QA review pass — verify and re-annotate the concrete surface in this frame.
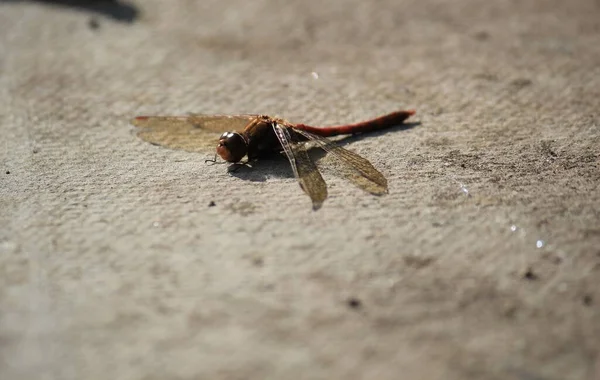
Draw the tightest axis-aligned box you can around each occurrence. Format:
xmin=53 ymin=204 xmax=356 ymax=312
xmin=1 ymin=0 xmax=599 ymax=379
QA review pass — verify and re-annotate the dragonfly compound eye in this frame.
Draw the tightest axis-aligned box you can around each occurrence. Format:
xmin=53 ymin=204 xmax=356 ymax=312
xmin=217 ymin=132 xmax=247 ymax=163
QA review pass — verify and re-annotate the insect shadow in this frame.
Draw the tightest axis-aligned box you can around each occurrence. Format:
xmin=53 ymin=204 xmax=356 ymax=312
xmin=227 ymin=155 xmax=294 ymax=183
xmin=227 ymin=121 xmax=421 ymax=183
xmin=3 ymin=0 xmax=139 ymax=22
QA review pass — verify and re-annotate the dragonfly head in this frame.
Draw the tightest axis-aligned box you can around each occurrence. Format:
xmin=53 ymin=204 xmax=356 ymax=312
xmin=217 ymin=132 xmax=247 ymax=163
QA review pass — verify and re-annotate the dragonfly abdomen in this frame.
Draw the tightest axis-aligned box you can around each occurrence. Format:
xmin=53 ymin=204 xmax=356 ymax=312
xmin=293 ymin=110 xmax=415 ymax=137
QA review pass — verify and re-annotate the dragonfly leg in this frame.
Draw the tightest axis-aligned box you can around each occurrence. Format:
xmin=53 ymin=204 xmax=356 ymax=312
xmin=205 ymin=153 xmax=219 ymax=164
xmin=205 ymin=154 xmax=230 ymax=166
xmin=227 ymin=159 xmax=254 ymax=173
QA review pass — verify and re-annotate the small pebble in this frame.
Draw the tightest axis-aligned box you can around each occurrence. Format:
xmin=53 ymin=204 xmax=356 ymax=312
xmin=88 ymin=18 xmax=100 ymax=30
xmin=347 ymin=297 xmax=362 ymax=309
xmin=523 ymin=268 xmax=538 ymax=281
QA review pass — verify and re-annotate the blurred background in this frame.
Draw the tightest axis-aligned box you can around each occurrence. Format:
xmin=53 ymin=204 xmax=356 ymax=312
xmin=1 ymin=1 xmax=599 ymax=379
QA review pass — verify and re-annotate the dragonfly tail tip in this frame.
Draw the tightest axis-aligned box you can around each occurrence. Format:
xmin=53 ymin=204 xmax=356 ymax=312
xmin=131 ymin=116 xmax=149 ymax=126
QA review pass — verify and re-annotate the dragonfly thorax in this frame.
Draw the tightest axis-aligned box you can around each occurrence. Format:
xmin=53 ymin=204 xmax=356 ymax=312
xmin=217 ymin=131 xmax=248 ymax=162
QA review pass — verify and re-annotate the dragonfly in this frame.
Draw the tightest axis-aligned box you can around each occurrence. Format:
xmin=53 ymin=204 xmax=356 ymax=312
xmin=131 ymin=110 xmax=416 ymax=210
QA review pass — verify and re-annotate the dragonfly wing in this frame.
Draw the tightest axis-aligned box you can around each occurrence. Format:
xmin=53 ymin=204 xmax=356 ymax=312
xmin=273 ymin=124 xmax=328 ymax=210
xmin=131 ymin=114 xmax=257 ymax=153
xmin=293 ymin=129 xmax=388 ymax=195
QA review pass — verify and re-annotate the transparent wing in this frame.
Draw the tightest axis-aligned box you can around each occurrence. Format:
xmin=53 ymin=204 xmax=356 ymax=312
xmin=293 ymin=129 xmax=388 ymax=195
xmin=130 ymin=114 xmax=257 ymax=153
xmin=273 ymin=124 xmax=328 ymax=210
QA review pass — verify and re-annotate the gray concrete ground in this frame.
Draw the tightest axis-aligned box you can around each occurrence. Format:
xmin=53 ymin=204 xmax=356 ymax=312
xmin=1 ymin=1 xmax=599 ymax=379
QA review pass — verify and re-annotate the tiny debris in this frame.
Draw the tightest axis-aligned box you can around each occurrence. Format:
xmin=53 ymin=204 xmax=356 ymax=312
xmin=88 ymin=18 xmax=100 ymax=30
xmin=473 ymin=31 xmax=490 ymax=41
xmin=5 ymin=171 xmax=9 ymax=175
xmin=208 ymin=201 xmax=216 ymax=207
xmin=536 ymin=240 xmax=545 ymax=248
xmin=347 ymin=297 xmax=362 ymax=309
xmin=403 ymin=254 xmax=435 ymax=269
xmin=583 ymin=294 xmax=593 ymax=306
xmin=32 ymin=148 xmax=39 ymax=154
xmin=503 ymin=304 xmax=518 ymax=318
xmin=523 ymin=267 xmax=538 ymax=281
xmin=252 ymin=257 xmax=264 ymax=267
xmin=510 ymin=78 xmax=533 ymax=88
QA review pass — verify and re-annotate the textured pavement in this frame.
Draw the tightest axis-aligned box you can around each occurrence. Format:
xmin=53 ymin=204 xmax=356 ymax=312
xmin=1 ymin=1 xmax=599 ymax=379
